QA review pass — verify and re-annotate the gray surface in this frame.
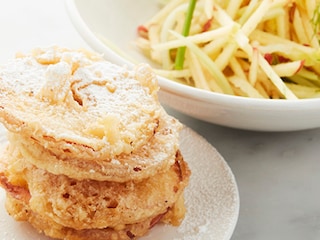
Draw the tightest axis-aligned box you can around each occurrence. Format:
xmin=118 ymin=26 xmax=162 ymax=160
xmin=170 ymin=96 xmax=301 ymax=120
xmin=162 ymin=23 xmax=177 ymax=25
xmin=166 ymin=106 xmax=320 ymax=240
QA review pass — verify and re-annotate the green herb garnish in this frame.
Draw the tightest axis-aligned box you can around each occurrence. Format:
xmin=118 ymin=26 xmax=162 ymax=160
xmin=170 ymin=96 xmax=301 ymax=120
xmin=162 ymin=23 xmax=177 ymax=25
xmin=174 ymin=0 xmax=197 ymax=70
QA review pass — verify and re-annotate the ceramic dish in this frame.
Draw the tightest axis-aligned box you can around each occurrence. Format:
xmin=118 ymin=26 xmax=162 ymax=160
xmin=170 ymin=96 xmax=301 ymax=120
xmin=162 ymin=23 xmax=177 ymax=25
xmin=65 ymin=0 xmax=320 ymax=132
xmin=0 ymin=125 xmax=239 ymax=240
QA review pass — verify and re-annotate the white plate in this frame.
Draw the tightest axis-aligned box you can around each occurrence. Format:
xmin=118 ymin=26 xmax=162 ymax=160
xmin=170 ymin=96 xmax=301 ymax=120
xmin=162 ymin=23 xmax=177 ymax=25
xmin=65 ymin=0 xmax=320 ymax=132
xmin=0 ymin=125 xmax=239 ymax=240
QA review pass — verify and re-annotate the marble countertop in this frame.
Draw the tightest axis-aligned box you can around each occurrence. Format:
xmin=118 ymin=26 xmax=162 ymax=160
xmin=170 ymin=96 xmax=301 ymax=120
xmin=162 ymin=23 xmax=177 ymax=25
xmin=1 ymin=1 xmax=320 ymax=240
xmin=171 ymin=108 xmax=320 ymax=240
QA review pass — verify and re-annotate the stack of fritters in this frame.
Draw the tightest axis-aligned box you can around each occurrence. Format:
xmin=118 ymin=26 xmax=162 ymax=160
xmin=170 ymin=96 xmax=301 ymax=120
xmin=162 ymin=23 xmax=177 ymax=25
xmin=0 ymin=47 xmax=190 ymax=240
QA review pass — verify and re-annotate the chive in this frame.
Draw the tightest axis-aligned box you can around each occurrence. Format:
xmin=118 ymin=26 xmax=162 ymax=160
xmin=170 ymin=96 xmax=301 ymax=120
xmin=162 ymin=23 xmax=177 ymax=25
xmin=174 ymin=0 xmax=197 ymax=70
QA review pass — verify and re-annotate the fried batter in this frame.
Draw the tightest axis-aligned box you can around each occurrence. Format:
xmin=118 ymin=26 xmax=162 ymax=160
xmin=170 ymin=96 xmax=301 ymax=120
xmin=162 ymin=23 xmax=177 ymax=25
xmin=0 ymin=46 xmax=162 ymax=160
xmin=0 ymin=46 xmax=191 ymax=240
xmin=5 ymin=193 xmax=185 ymax=240
xmin=8 ymin=111 xmax=181 ymax=182
xmin=0 ymin=144 xmax=190 ymax=230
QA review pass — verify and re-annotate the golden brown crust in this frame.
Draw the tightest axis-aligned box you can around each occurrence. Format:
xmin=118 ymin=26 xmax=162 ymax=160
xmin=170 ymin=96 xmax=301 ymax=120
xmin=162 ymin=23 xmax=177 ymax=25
xmin=5 ymin=193 xmax=186 ymax=240
xmin=5 ymin=194 xmax=168 ymax=240
xmin=9 ymin=111 xmax=181 ymax=182
xmin=0 ymin=144 xmax=190 ymax=230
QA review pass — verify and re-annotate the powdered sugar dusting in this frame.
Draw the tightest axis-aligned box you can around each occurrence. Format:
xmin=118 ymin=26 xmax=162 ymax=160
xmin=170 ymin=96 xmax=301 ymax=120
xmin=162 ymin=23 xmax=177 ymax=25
xmin=176 ymin=127 xmax=239 ymax=239
xmin=0 ymin=47 xmax=164 ymax=160
xmin=140 ymin=127 xmax=240 ymax=240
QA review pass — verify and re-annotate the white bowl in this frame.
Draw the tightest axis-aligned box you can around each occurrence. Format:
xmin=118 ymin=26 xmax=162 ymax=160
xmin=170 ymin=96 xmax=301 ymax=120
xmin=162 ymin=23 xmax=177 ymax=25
xmin=65 ymin=0 xmax=320 ymax=131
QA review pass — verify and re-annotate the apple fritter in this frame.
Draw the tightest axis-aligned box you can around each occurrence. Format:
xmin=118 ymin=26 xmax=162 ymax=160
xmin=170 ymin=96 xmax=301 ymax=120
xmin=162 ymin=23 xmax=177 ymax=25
xmin=5 ymin=193 xmax=185 ymax=240
xmin=0 ymin=144 xmax=190 ymax=230
xmin=8 ymin=111 xmax=181 ymax=182
xmin=0 ymin=46 xmax=162 ymax=160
